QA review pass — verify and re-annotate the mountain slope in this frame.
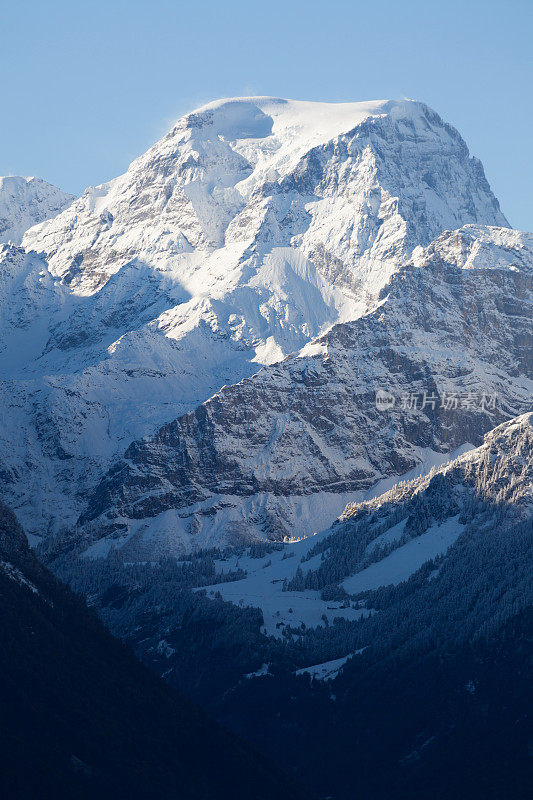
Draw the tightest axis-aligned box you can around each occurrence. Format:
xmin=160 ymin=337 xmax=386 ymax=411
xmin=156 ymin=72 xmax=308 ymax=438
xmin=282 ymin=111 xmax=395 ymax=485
xmin=0 ymin=176 xmax=74 ymax=245
xmin=133 ymin=414 xmax=531 ymax=646
xmin=77 ymin=224 xmax=533 ymax=555
xmin=50 ymin=415 xmax=533 ymax=799
xmin=286 ymin=411 xmax=533 ymax=597
xmin=0 ymin=501 xmax=310 ymax=800
xmin=1 ymin=97 xmax=509 ymax=540
xmin=211 ymin=414 xmax=533 ymax=799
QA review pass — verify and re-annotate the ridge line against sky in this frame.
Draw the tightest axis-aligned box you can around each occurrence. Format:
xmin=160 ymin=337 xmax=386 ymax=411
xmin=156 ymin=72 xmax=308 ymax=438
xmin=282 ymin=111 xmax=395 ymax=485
xmin=1 ymin=0 xmax=532 ymax=230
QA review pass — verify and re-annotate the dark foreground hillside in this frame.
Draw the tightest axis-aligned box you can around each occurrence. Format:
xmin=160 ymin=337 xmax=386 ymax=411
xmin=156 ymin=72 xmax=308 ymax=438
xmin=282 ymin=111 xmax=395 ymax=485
xmin=219 ymin=515 xmax=533 ymax=800
xmin=0 ymin=501 xmax=310 ymax=800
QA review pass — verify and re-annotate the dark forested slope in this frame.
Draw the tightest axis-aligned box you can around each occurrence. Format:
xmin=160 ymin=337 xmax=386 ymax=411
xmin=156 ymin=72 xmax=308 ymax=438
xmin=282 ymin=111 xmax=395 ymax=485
xmin=0 ymin=501 xmax=310 ymax=800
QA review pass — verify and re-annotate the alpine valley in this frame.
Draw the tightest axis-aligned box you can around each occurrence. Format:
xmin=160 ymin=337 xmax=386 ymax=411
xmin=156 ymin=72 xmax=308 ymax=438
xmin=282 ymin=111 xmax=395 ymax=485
xmin=1 ymin=96 xmax=531 ymax=799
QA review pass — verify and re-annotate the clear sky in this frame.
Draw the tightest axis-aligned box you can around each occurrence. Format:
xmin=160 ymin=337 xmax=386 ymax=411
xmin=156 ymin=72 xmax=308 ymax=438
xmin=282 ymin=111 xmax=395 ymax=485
xmin=1 ymin=0 xmax=531 ymax=229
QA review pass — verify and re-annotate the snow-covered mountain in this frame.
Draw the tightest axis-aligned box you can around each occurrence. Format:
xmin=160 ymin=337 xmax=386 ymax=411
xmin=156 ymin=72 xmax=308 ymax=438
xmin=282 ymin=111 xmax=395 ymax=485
xmin=0 ymin=97 xmax=513 ymax=541
xmin=23 ymin=97 xmax=507 ymax=298
xmin=77 ymin=224 xmax=532 ymax=556
xmin=0 ymin=176 xmax=74 ymax=245
xmin=3 ymin=95 xmax=531 ymax=800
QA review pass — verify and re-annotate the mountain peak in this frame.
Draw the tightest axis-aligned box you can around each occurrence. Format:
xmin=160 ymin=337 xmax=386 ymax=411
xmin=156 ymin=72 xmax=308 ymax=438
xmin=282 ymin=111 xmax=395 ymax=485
xmin=23 ymin=94 xmax=508 ymax=297
xmin=180 ymin=95 xmax=399 ymax=141
xmin=0 ymin=175 xmax=74 ymax=246
xmin=169 ymin=96 xmax=476 ymax=196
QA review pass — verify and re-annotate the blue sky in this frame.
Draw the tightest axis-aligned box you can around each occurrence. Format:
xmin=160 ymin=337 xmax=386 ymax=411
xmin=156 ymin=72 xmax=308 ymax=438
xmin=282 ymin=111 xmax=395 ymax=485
xmin=2 ymin=0 xmax=531 ymax=229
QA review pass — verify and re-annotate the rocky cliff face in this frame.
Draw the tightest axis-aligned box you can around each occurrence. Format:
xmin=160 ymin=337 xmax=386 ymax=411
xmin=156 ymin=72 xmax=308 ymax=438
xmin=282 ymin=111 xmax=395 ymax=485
xmin=77 ymin=225 xmax=532 ymax=556
xmin=0 ymin=176 xmax=74 ymax=245
xmin=1 ymin=98 xmax=511 ymax=541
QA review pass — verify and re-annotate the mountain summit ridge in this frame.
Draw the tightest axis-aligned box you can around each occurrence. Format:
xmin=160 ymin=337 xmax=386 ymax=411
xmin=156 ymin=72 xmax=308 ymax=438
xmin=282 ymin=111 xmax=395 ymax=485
xmin=23 ymin=96 xmax=508 ymax=296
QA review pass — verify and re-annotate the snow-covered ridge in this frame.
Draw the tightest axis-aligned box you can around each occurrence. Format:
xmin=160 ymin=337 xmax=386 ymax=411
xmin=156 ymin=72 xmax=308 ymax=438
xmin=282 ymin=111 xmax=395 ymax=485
xmin=411 ymin=224 xmax=533 ymax=272
xmin=0 ymin=176 xmax=74 ymax=246
xmin=341 ymin=412 xmax=533 ymax=523
xmin=308 ymin=412 xmax=533 ymax=595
